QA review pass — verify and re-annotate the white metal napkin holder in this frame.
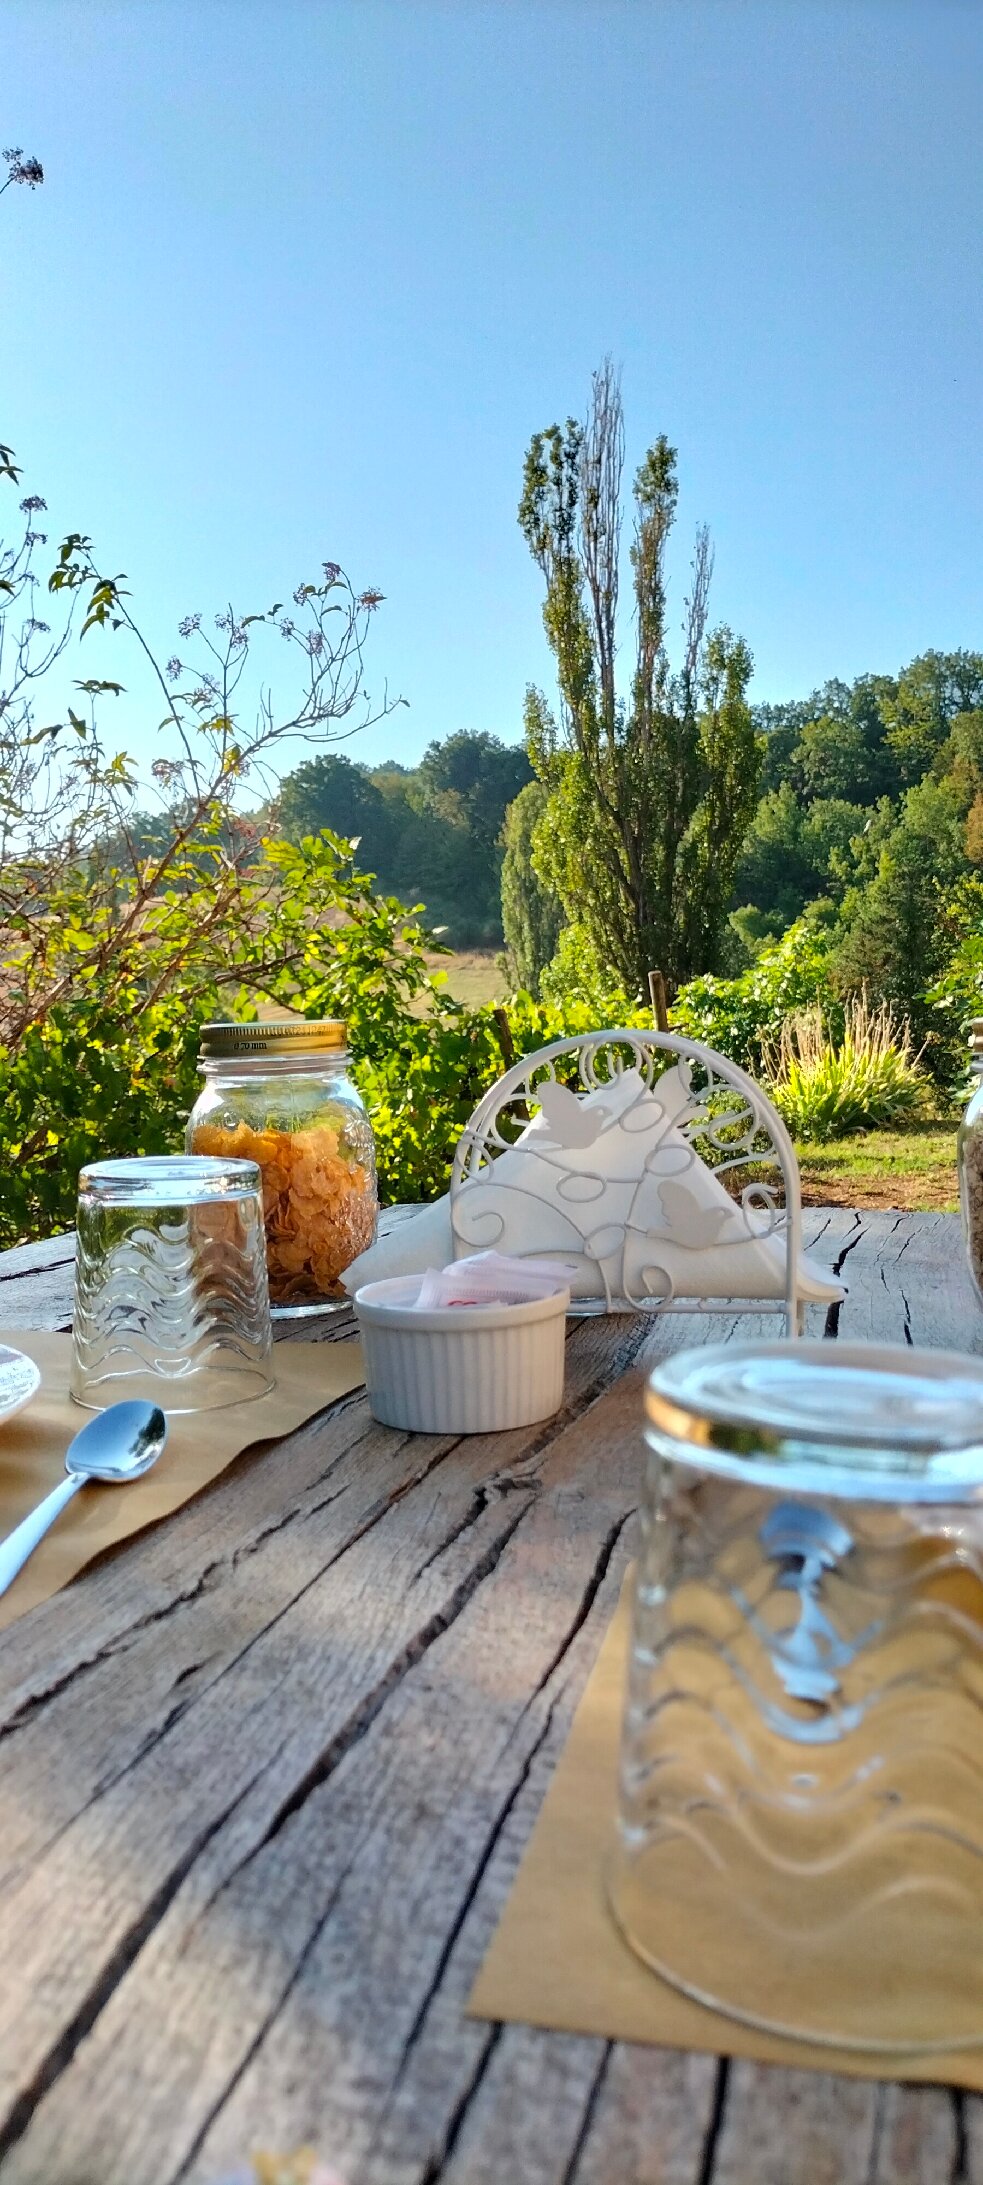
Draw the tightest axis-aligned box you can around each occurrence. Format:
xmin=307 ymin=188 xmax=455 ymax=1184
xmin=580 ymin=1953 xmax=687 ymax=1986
xmin=449 ymin=1028 xmax=805 ymax=1337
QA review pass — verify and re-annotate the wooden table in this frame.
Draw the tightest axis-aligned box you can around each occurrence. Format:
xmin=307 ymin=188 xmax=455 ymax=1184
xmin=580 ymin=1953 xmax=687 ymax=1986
xmin=0 ymin=1208 xmax=980 ymax=2185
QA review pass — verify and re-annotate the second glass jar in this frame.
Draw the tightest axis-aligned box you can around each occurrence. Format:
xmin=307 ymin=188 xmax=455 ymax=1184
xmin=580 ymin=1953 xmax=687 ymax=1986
xmin=958 ymin=1015 xmax=983 ymax=1307
xmin=186 ymin=1020 xmax=378 ymax=1311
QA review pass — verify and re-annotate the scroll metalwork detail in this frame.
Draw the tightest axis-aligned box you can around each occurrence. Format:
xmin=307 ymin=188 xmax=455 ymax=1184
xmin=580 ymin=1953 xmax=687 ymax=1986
xmin=450 ymin=1028 xmax=806 ymax=1330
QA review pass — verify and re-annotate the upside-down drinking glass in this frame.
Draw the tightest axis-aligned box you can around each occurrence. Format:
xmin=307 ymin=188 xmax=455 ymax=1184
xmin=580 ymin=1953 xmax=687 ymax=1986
xmin=609 ymin=1338 xmax=983 ymax=2051
xmin=70 ymin=1156 xmax=274 ymax=1412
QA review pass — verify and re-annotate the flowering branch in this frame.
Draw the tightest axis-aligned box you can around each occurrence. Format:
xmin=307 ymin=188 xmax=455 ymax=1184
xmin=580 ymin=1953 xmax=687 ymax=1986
xmin=1 ymin=148 xmax=43 ymax=195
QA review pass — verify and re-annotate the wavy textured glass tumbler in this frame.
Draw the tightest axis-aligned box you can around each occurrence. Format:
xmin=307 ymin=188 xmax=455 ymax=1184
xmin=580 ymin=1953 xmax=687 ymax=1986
xmin=609 ymin=1339 xmax=983 ymax=2052
xmin=71 ymin=1157 xmax=274 ymax=1412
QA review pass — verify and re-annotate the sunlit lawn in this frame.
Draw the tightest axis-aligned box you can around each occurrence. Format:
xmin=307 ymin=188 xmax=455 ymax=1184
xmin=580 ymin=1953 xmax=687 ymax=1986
xmin=426 ymin=949 xmax=507 ymax=1008
xmin=796 ymin=1122 xmax=959 ymax=1212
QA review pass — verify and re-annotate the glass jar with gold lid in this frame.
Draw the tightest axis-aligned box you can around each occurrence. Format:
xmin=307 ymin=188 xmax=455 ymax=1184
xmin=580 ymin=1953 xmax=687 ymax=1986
xmin=186 ymin=1020 xmax=377 ymax=1312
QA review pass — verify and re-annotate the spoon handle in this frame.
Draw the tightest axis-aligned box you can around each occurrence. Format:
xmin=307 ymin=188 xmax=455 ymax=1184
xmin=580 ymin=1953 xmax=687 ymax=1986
xmin=0 ymin=1476 xmax=82 ymax=1597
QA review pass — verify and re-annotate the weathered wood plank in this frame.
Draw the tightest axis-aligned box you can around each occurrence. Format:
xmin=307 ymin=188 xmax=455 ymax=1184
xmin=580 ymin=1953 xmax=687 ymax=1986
xmin=0 ymin=1233 xmax=75 ymax=1276
xmin=869 ymin=2085 xmax=965 ymax=2184
xmin=0 ymin=1258 xmax=76 ymax=1332
xmin=709 ymin=2064 xmax=881 ymax=2185
xmin=709 ymin=2065 xmax=966 ymax=2185
xmin=833 ymin=1207 xmax=983 ymax=1353
xmin=0 ymin=1203 xmax=871 ymax=1339
xmin=955 ymin=2087 xmax=983 ymax=2181
xmin=0 ymin=1315 xmax=649 ymax=1875
xmin=0 ymin=1230 xmax=76 ymax=1331
xmin=0 ymin=1363 xmax=647 ymax=2183
xmin=436 ymin=2038 xmax=720 ymax=2185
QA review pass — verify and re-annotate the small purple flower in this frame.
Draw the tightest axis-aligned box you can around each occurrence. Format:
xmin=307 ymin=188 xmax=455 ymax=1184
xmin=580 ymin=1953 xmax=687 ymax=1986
xmin=3 ymin=148 xmax=43 ymax=188
xmin=166 ymin=656 xmax=182 ymax=682
xmin=178 ymin=613 xmax=202 ymax=638
xmin=19 ymin=495 xmax=46 ymax=513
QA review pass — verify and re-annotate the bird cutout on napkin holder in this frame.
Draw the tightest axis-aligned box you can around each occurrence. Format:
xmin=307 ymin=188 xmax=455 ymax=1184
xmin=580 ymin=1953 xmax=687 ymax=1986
xmin=448 ymin=1029 xmax=842 ymax=1335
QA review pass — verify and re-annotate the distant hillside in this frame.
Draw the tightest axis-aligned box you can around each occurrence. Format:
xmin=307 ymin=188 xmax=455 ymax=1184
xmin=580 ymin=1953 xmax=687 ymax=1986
xmin=278 ymin=730 xmax=532 ymax=945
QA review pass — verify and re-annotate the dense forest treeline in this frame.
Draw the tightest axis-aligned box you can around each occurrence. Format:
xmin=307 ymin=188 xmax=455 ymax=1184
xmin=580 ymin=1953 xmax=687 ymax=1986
xmin=736 ymin=650 xmax=983 ymax=942
xmin=274 ymin=648 xmax=983 ymax=1040
xmin=716 ymin=648 xmax=983 ymax=1059
xmin=276 ymin=732 xmax=532 ymax=944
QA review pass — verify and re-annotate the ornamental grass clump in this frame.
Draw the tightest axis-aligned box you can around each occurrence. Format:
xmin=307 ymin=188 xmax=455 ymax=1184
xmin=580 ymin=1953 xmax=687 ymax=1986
xmin=764 ymin=998 xmax=931 ymax=1142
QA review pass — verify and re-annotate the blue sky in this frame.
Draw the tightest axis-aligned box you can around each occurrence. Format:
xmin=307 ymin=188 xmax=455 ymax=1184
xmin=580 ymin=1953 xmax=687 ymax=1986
xmin=3 ymin=0 xmax=982 ymax=776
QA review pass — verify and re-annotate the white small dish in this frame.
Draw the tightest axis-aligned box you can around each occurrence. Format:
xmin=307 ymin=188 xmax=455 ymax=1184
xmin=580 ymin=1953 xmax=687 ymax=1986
xmin=354 ymin=1274 xmax=569 ymax=1434
xmin=0 ymin=1344 xmax=41 ymax=1427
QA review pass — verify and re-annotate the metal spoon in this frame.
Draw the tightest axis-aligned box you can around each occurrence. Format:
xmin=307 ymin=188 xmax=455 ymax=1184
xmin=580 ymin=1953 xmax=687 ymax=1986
xmin=0 ymin=1401 xmax=167 ymax=1598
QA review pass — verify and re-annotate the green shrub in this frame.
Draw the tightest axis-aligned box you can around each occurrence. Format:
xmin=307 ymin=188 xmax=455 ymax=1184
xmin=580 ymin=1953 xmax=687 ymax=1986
xmin=0 ymin=825 xmax=471 ymax=1246
xmin=538 ymin=921 xmax=649 ymax=1025
xmin=763 ymin=999 xmax=931 ymax=1141
xmin=0 ymin=814 xmax=659 ymax=1244
xmin=924 ymin=881 xmax=983 ymax=1089
xmin=670 ymin=915 xmax=839 ymax=1074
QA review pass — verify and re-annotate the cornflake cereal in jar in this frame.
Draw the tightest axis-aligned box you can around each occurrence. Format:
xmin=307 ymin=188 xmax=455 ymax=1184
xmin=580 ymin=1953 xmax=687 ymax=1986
xmin=187 ymin=1021 xmax=378 ymax=1310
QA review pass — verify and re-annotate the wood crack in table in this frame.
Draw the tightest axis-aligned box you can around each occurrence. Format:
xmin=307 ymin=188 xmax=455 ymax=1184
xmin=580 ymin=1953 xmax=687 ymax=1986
xmin=0 ymin=1209 xmax=980 ymax=2185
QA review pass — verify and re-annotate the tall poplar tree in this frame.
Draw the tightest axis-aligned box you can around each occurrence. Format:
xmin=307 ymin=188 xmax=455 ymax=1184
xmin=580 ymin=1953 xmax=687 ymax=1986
xmin=518 ymin=361 xmax=761 ymax=995
xmin=500 ymin=779 xmax=563 ymax=994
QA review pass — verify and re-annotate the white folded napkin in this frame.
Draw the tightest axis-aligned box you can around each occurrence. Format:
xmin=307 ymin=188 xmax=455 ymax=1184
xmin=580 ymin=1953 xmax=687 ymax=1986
xmin=347 ymin=1063 xmax=843 ymax=1308
xmin=412 ymin=1251 xmax=576 ymax=1309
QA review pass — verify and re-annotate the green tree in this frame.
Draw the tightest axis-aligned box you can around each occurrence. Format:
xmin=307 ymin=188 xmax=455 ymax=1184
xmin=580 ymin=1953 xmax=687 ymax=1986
xmin=518 ymin=360 xmax=760 ymax=995
xmin=279 ymin=752 xmax=394 ymax=859
xmin=879 ymin=651 xmax=983 ymax=787
xmin=500 ymin=780 xmax=563 ymax=994
xmin=670 ymin=912 xmax=839 ymax=1075
xmin=931 ymin=709 xmax=983 ymax=863
xmin=278 ymin=730 xmax=529 ymax=945
xmin=757 ymin=675 xmax=901 ymax=808
xmin=833 ymin=777 xmax=969 ymax=1052
xmin=755 ymin=698 xmax=816 ymax=794
xmin=793 ymin=714 xmax=878 ymax=804
xmin=734 ymin=783 xmax=868 ymax=927
xmin=725 ymin=905 xmax=783 ymax=966
xmin=417 ymin=729 xmax=532 ymax=935
xmin=417 ymin=730 xmax=531 ymax=835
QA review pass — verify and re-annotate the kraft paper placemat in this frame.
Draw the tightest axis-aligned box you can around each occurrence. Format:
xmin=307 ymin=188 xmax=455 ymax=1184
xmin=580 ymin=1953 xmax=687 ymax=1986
xmin=469 ymin=1583 xmax=983 ymax=2089
xmin=0 ymin=1329 xmax=364 ymax=1632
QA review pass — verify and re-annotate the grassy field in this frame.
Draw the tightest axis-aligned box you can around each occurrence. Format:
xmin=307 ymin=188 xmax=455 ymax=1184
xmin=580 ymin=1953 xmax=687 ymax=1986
xmin=426 ymin=949 xmax=508 ymax=1007
xmin=796 ymin=1122 xmax=958 ymax=1212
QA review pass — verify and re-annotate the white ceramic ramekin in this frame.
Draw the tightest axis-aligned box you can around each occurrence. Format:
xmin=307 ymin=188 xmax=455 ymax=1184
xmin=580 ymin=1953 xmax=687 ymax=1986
xmin=353 ymin=1273 xmax=570 ymax=1433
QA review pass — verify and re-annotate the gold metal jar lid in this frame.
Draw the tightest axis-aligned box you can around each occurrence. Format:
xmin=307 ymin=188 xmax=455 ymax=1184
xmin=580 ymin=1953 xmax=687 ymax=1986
xmin=199 ymin=1019 xmax=348 ymax=1060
